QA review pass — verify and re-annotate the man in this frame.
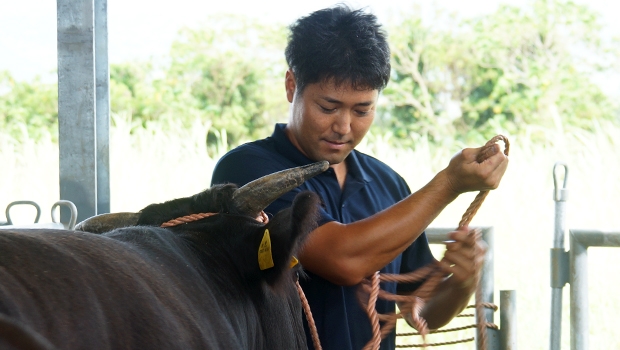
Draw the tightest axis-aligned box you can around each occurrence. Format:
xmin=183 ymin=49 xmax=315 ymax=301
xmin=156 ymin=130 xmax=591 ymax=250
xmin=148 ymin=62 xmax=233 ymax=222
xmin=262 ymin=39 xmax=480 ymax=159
xmin=211 ymin=5 xmax=508 ymax=350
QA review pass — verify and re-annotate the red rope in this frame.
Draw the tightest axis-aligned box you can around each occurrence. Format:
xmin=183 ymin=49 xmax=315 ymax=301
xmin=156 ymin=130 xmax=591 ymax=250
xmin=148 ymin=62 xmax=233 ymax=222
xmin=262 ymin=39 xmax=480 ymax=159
xmin=362 ymin=135 xmax=510 ymax=350
xmin=160 ymin=211 xmax=269 ymax=228
xmin=160 ymin=213 xmax=219 ymax=227
xmin=297 ymin=280 xmax=322 ymax=350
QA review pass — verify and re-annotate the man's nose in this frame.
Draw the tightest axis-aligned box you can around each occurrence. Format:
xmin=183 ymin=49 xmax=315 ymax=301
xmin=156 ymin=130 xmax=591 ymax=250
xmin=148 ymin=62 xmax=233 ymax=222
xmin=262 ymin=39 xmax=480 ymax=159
xmin=332 ymin=111 xmax=351 ymax=135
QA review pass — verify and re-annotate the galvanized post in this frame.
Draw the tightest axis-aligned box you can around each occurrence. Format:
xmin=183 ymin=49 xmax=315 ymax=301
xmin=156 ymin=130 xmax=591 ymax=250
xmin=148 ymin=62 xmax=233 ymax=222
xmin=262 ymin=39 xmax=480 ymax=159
xmin=500 ymin=290 xmax=517 ymax=350
xmin=550 ymin=162 xmax=569 ymax=350
xmin=480 ymin=227 xmax=495 ymax=324
xmin=479 ymin=227 xmax=501 ymax=350
xmin=57 ymin=0 xmax=97 ymax=222
xmin=569 ymin=232 xmax=588 ymax=350
xmin=95 ymin=0 xmax=110 ymax=214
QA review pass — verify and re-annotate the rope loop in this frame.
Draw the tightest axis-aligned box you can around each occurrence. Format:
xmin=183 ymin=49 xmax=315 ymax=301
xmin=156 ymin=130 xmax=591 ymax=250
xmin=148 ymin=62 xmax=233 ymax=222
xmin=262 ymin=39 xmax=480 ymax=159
xmin=362 ymin=135 xmax=509 ymax=350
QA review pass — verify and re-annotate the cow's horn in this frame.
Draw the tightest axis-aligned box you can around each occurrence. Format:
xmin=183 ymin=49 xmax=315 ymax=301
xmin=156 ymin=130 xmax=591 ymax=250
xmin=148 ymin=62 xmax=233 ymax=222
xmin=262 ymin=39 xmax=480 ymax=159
xmin=74 ymin=212 xmax=140 ymax=234
xmin=232 ymin=161 xmax=329 ymax=218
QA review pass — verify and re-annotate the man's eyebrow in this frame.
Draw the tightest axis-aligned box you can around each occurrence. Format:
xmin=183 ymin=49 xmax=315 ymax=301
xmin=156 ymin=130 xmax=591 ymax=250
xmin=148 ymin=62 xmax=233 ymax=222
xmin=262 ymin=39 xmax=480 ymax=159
xmin=319 ymin=96 xmax=374 ymax=106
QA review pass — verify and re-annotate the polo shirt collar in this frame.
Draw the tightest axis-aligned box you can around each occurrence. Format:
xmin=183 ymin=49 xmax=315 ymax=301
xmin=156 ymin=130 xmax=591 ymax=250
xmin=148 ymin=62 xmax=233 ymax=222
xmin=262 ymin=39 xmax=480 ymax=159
xmin=271 ymin=123 xmax=372 ymax=184
xmin=271 ymin=123 xmax=313 ymax=166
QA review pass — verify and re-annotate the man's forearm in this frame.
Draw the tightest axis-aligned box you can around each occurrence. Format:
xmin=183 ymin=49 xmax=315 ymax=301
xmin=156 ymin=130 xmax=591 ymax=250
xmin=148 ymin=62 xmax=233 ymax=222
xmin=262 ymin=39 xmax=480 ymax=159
xmin=299 ymin=147 xmax=507 ymax=286
xmin=299 ymin=170 xmax=459 ymax=285
xmin=419 ymin=275 xmax=475 ymax=330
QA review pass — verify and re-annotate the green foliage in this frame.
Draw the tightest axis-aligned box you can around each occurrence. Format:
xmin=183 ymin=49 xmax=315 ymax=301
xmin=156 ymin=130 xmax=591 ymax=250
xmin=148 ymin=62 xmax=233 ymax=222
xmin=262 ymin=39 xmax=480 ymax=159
xmin=1 ymin=5 xmax=618 ymax=150
xmin=381 ymin=0 xmax=620 ymax=146
xmin=108 ymin=15 xmax=289 ymax=153
xmin=0 ymin=71 xmax=58 ymax=143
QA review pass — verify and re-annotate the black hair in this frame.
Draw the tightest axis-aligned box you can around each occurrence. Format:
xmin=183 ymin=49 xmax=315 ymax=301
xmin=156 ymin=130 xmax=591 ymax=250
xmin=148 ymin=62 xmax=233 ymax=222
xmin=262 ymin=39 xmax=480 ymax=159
xmin=285 ymin=5 xmax=391 ymax=93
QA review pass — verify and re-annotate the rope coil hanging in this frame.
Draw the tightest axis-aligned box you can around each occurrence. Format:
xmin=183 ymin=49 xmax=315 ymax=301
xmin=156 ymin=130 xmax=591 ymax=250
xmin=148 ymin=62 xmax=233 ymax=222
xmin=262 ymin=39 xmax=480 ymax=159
xmin=362 ymin=135 xmax=510 ymax=350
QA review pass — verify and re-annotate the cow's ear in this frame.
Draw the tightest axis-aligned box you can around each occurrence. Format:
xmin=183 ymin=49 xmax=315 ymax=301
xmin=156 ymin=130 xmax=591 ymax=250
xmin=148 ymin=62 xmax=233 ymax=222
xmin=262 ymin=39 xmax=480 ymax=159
xmin=258 ymin=192 xmax=320 ymax=288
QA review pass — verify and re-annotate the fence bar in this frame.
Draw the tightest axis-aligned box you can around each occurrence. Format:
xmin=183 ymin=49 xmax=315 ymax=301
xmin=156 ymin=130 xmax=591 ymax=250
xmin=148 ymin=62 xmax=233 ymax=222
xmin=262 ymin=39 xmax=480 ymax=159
xmin=551 ymin=162 xmax=569 ymax=350
xmin=57 ymin=0 xmax=97 ymax=222
xmin=571 ymin=230 xmax=620 ymax=247
xmin=569 ymin=229 xmax=620 ymax=350
xmin=500 ymin=290 xmax=517 ymax=350
xmin=569 ymin=231 xmax=588 ymax=350
xmin=95 ymin=0 xmax=110 ymax=214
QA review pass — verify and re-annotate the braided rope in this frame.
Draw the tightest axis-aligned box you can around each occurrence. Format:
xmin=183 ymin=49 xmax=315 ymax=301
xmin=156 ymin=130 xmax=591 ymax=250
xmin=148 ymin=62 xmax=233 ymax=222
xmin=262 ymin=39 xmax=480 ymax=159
xmin=160 ymin=211 xmax=269 ymax=228
xmin=469 ymin=303 xmax=498 ymax=312
xmin=297 ymin=280 xmax=322 ymax=350
xmin=362 ymin=272 xmax=383 ymax=350
xmin=470 ymin=135 xmax=509 ymax=350
xmin=398 ymin=321 xmax=499 ymax=336
xmin=395 ymin=337 xmax=475 ymax=348
xmin=160 ymin=212 xmax=219 ymax=227
xmin=407 ymin=297 xmax=429 ymax=348
xmin=362 ymin=135 xmax=509 ymax=350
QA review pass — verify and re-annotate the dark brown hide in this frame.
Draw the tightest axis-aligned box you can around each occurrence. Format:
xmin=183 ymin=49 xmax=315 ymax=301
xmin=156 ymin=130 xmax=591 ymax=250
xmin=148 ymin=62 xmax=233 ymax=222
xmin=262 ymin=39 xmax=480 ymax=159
xmin=0 ymin=189 xmax=320 ymax=350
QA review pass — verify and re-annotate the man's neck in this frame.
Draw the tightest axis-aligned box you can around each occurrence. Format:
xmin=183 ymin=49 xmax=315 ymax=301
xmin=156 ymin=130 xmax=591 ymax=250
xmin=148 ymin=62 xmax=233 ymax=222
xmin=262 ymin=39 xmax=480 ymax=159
xmin=330 ymin=161 xmax=348 ymax=190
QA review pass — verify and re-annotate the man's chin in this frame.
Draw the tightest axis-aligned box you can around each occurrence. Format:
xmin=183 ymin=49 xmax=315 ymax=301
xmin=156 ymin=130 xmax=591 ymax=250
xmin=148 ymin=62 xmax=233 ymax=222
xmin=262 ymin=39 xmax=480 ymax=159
xmin=320 ymin=153 xmax=349 ymax=166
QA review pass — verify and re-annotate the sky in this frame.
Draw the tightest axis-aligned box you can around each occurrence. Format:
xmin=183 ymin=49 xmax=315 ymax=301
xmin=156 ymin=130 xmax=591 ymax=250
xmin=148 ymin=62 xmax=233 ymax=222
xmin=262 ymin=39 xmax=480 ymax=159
xmin=1 ymin=0 xmax=619 ymax=88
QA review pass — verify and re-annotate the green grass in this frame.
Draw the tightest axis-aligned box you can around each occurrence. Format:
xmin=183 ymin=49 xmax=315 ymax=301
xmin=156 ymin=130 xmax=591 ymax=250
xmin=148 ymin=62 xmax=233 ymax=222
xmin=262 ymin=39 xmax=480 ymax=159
xmin=1 ymin=117 xmax=619 ymax=349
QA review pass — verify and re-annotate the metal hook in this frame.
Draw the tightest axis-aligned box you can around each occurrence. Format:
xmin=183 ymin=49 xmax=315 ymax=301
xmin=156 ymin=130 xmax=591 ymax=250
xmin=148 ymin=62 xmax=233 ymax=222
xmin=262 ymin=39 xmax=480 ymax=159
xmin=553 ymin=162 xmax=569 ymax=202
xmin=51 ymin=200 xmax=78 ymax=230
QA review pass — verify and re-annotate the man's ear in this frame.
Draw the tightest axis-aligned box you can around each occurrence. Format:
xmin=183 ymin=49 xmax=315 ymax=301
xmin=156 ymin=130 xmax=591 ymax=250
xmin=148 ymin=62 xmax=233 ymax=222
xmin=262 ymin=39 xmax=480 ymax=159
xmin=285 ymin=69 xmax=296 ymax=103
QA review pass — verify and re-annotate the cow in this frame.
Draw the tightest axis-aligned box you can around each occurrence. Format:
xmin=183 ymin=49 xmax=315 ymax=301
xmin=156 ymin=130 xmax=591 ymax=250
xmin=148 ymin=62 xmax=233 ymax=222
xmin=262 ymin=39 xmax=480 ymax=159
xmin=0 ymin=161 xmax=329 ymax=350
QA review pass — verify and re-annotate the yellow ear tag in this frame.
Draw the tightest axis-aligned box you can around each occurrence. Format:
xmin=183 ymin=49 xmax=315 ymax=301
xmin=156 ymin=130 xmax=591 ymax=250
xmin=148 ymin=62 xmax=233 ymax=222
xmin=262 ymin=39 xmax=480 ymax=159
xmin=258 ymin=229 xmax=275 ymax=270
xmin=289 ymin=256 xmax=299 ymax=269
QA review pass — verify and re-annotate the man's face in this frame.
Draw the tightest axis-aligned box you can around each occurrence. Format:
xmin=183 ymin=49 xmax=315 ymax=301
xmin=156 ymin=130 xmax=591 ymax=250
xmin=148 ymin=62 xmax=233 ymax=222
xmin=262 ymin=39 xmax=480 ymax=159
xmin=284 ymin=72 xmax=378 ymax=165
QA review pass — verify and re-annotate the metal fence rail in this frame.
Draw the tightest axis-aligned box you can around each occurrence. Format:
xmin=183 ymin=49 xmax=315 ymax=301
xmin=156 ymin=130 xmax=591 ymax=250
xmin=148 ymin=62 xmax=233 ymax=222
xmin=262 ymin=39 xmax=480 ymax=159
xmin=549 ymin=162 xmax=620 ymax=350
xmin=569 ymin=229 xmax=620 ymax=350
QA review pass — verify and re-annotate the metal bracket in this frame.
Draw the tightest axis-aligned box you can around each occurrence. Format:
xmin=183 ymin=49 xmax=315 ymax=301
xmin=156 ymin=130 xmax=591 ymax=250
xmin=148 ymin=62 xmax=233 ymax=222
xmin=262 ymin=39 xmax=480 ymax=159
xmin=550 ymin=248 xmax=569 ymax=288
xmin=5 ymin=201 xmax=42 ymax=225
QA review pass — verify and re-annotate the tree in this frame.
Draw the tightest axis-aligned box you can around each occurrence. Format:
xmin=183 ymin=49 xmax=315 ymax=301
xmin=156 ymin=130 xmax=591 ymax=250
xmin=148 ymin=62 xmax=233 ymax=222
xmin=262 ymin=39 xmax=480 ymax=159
xmin=108 ymin=15 xmax=289 ymax=152
xmin=166 ymin=15 xmax=288 ymax=148
xmin=0 ymin=71 xmax=58 ymax=143
xmin=382 ymin=0 xmax=619 ymax=146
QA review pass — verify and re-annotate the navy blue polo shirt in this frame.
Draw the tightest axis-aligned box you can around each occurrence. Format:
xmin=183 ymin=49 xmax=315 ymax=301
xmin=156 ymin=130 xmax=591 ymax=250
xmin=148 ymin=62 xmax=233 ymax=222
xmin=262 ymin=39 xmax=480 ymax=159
xmin=211 ymin=124 xmax=435 ymax=350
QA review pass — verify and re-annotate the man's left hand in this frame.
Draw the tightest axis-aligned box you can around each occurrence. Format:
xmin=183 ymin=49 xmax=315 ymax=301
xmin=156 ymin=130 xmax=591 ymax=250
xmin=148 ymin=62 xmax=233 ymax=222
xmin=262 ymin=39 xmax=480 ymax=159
xmin=436 ymin=226 xmax=487 ymax=293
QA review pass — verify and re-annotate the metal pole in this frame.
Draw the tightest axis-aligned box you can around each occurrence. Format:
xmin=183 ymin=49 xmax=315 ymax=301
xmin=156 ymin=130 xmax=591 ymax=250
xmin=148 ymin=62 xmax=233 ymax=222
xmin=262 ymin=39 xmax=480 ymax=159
xmin=480 ymin=227 xmax=501 ymax=350
xmin=550 ymin=162 xmax=569 ymax=350
xmin=57 ymin=0 xmax=98 ymax=222
xmin=480 ymin=227 xmax=495 ymax=324
xmin=569 ymin=232 xmax=588 ymax=350
xmin=500 ymin=290 xmax=517 ymax=350
xmin=95 ymin=0 xmax=110 ymax=214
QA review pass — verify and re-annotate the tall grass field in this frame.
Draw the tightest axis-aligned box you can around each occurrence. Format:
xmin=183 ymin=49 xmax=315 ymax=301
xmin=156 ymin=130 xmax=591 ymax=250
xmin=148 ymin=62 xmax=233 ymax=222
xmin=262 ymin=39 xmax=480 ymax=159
xmin=1 ymin=115 xmax=619 ymax=349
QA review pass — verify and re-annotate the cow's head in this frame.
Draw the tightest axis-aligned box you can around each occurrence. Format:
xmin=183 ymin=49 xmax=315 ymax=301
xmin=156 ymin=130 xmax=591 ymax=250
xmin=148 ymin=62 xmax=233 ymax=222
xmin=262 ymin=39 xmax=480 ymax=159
xmin=139 ymin=185 xmax=320 ymax=289
xmin=96 ymin=162 xmax=327 ymax=349
xmin=76 ymin=161 xmax=328 ymax=289
xmin=76 ymin=161 xmax=327 ymax=232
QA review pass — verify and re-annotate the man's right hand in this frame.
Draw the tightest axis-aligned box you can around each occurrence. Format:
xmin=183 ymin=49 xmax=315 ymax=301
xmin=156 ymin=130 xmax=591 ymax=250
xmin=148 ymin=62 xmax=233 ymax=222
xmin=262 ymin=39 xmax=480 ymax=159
xmin=442 ymin=143 xmax=509 ymax=195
